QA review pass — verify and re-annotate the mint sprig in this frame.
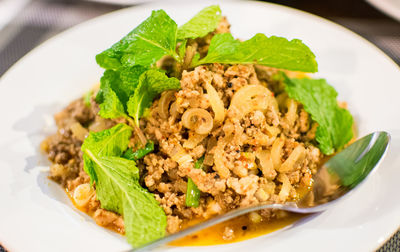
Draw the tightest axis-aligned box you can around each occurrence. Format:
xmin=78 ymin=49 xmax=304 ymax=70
xmin=96 ymin=68 xmax=179 ymax=124
xmin=283 ymin=74 xmax=353 ymax=154
xmin=127 ymin=70 xmax=180 ymax=126
xmin=82 ymin=124 xmax=167 ymax=248
xmin=193 ymin=33 xmax=318 ymax=73
xmin=96 ymin=10 xmax=179 ymax=69
xmin=177 ymin=5 xmax=222 ymax=40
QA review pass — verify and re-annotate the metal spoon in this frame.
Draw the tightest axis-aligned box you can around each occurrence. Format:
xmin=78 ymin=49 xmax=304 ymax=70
xmin=132 ymin=131 xmax=390 ymax=251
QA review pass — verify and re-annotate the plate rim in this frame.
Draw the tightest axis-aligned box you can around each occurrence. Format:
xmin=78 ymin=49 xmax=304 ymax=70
xmin=366 ymin=0 xmax=400 ymax=22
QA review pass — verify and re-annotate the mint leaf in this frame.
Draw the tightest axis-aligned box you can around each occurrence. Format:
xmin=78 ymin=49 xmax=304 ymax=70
xmin=92 ymin=156 xmax=139 ymax=212
xmin=118 ymin=65 xmax=149 ymax=104
xmin=194 ymin=33 xmax=318 ymax=73
xmin=283 ymin=74 xmax=353 ymax=154
xmin=96 ymin=10 xmax=178 ymax=69
xmin=82 ymin=123 xmax=133 ymax=184
xmin=82 ymin=124 xmax=167 ymax=247
xmin=91 ymin=156 xmax=166 ymax=247
xmin=127 ymin=70 xmax=180 ymax=125
xmin=82 ymin=123 xmax=132 ymax=157
xmin=96 ymin=66 xmax=148 ymax=119
xmin=177 ymin=5 xmax=221 ymax=40
xmin=191 ymin=33 xmax=239 ymax=66
xmin=97 ymin=70 xmax=127 ymax=119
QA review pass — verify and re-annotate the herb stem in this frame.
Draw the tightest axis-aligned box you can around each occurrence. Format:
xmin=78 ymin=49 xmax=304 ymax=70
xmin=125 ymin=116 xmax=148 ymax=147
xmin=134 ymin=125 xmax=148 ymax=147
xmin=172 ymin=51 xmax=182 ymax=64
xmin=183 ymin=45 xmax=196 ymax=70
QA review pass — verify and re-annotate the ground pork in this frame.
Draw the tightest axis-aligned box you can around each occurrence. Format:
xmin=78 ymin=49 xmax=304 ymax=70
xmin=141 ymin=62 xmax=323 ymax=232
xmin=42 ymin=17 xmax=324 ymax=237
xmin=41 ymin=97 xmax=124 ymax=233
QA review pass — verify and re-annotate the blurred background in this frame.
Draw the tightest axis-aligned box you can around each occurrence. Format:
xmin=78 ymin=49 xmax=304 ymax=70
xmin=0 ymin=0 xmax=399 ymax=251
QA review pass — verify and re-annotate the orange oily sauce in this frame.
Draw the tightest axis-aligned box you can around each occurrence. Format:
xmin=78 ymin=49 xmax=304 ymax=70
xmin=66 ymin=189 xmax=306 ymax=246
xmin=65 ymin=189 xmax=125 ymax=234
xmin=172 ymin=184 xmax=312 ymax=246
xmin=170 ymin=213 xmax=305 ymax=246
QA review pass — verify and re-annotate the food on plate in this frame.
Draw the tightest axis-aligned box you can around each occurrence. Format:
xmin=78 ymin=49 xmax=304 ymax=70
xmin=41 ymin=5 xmax=353 ymax=248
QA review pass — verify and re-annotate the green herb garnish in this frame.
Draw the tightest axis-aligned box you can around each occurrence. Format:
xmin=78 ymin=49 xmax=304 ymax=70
xmin=97 ymin=68 xmax=179 ymax=123
xmin=177 ymin=5 xmax=221 ymax=40
xmin=96 ymin=70 xmax=127 ymax=119
xmin=95 ymin=68 xmax=179 ymax=145
xmin=127 ymin=70 xmax=180 ymax=126
xmin=96 ymin=10 xmax=179 ymax=69
xmin=192 ymin=33 xmax=318 ymax=72
xmin=283 ymin=74 xmax=353 ymax=154
xmin=81 ymin=124 xmax=166 ymax=248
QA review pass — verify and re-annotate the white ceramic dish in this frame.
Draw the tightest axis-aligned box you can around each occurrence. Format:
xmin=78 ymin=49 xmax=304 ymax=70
xmin=0 ymin=1 xmax=400 ymax=251
xmin=367 ymin=0 xmax=400 ymax=22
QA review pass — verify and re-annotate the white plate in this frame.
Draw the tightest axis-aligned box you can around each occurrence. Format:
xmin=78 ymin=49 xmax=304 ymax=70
xmin=0 ymin=1 xmax=400 ymax=251
xmin=367 ymin=0 xmax=400 ymax=22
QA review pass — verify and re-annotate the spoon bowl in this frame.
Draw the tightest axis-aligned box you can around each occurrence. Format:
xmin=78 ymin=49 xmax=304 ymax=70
xmin=132 ymin=131 xmax=390 ymax=251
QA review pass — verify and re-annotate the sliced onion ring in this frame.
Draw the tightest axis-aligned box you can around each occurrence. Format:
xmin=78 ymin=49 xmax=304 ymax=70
xmin=182 ymin=108 xmax=214 ymax=135
xmin=229 ymin=85 xmax=277 ymax=119
xmin=205 ymin=82 xmax=225 ymax=126
xmin=158 ymin=90 xmax=175 ymax=119
xmin=183 ymin=133 xmax=207 ymax=149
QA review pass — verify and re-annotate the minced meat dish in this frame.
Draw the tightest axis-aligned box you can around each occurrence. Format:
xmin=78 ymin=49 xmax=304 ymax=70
xmin=41 ymin=5 xmax=353 ymax=248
